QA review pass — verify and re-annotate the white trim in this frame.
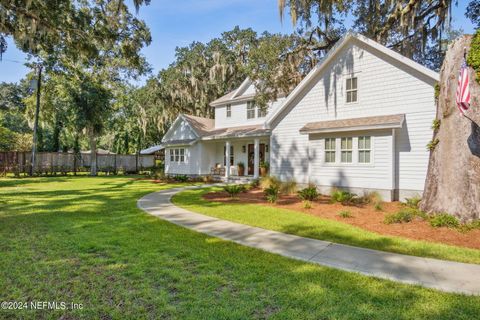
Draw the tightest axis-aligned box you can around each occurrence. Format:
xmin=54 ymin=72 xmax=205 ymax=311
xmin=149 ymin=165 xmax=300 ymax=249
xmin=162 ymin=114 xmax=200 ymax=143
xmin=232 ymin=78 xmax=251 ymax=99
xmin=300 ymin=122 xmax=404 ymax=134
xmin=266 ymin=32 xmax=439 ymax=128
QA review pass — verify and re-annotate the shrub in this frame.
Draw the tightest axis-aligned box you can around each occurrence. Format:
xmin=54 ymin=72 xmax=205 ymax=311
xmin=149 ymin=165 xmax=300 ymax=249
xmin=330 ymin=189 xmax=356 ymax=205
xmin=202 ymin=175 xmax=216 ymax=183
xmin=302 ymin=200 xmax=312 ymax=209
xmin=280 ymin=179 xmax=297 ymax=195
xmin=404 ymin=196 xmax=422 ymax=209
xmin=260 ymin=176 xmax=281 ymax=190
xmin=298 ymin=185 xmax=319 ymax=201
xmin=430 ymin=213 xmax=459 ymax=228
xmin=223 ymin=184 xmax=245 ymax=198
xmin=338 ymin=210 xmax=352 ymax=218
xmin=384 ymin=209 xmax=414 ymax=224
xmin=174 ymin=174 xmax=189 ymax=182
xmin=249 ymin=178 xmax=260 ymax=188
xmin=374 ymin=202 xmax=383 ymax=211
xmin=458 ymin=220 xmax=480 ymax=232
xmin=264 ymin=185 xmax=280 ymax=203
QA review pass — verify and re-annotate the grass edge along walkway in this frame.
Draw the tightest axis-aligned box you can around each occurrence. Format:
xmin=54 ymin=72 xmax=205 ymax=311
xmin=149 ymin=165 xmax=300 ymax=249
xmin=172 ymin=187 xmax=480 ymax=265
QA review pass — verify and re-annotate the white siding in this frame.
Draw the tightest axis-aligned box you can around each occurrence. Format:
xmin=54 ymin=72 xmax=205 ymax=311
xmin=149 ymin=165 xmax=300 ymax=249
xmin=308 ymin=130 xmax=393 ymax=191
xmin=271 ymin=39 xmax=436 ymax=197
xmin=214 ymin=98 xmax=285 ymax=129
xmin=163 ymin=118 xmax=197 ymax=141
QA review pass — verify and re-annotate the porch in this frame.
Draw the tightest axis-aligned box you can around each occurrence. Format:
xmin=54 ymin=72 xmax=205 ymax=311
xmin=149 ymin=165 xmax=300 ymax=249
xmin=203 ymin=136 xmax=270 ymax=180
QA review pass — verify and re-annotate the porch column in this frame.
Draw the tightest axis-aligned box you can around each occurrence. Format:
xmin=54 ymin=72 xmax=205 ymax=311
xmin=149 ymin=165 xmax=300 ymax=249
xmin=253 ymin=138 xmax=260 ymax=179
xmin=225 ymin=140 xmax=230 ymax=179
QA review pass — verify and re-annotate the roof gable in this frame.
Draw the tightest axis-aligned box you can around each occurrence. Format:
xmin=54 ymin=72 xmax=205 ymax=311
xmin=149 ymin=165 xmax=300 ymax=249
xmin=162 ymin=115 xmax=199 ymax=143
xmin=266 ymin=32 xmax=439 ymax=127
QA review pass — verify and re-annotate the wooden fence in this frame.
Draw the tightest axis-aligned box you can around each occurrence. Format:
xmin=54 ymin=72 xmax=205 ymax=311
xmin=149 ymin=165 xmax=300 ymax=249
xmin=0 ymin=151 xmax=155 ymax=176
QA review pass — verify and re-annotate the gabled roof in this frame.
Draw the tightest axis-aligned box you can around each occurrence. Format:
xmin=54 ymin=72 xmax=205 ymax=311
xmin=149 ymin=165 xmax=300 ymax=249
xmin=209 ymin=78 xmax=255 ymax=107
xmin=266 ymin=32 xmax=439 ymax=127
xmin=299 ymin=114 xmax=405 ymax=134
xmin=182 ymin=114 xmax=215 ymax=136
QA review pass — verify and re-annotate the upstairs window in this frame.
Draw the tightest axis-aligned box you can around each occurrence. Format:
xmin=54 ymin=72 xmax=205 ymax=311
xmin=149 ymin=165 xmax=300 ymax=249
xmin=257 ymin=105 xmax=267 ymax=118
xmin=346 ymin=76 xmax=358 ymax=103
xmin=341 ymin=137 xmax=353 ymax=163
xmin=325 ymin=138 xmax=336 ymax=163
xmin=358 ymin=136 xmax=371 ymax=163
xmin=226 ymin=104 xmax=231 ymax=118
xmin=247 ymin=101 xmax=255 ymax=119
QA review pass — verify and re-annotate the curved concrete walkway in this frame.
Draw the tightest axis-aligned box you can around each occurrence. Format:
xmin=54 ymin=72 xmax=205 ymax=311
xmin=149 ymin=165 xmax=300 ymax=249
xmin=137 ymin=186 xmax=480 ymax=295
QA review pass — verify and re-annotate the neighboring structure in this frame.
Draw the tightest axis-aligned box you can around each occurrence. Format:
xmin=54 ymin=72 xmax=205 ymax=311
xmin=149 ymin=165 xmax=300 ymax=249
xmin=159 ymin=33 xmax=439 ymax=201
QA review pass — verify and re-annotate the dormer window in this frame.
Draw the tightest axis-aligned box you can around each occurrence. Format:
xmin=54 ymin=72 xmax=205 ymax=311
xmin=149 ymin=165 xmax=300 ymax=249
xmin=257 ymin=105 xmax=267 ymax=118
xmin=226 ymin=104 xmax=231 ymax=118
xmin=247 ymin=101 xmax=255 ymax=119
xmin=346 ymin=76 xmax=358 ymax=103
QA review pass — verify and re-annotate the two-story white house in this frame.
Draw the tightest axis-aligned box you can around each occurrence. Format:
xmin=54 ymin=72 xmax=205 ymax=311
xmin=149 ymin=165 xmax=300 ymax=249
xmin=158 ymin=33 xmax=439 ymax=201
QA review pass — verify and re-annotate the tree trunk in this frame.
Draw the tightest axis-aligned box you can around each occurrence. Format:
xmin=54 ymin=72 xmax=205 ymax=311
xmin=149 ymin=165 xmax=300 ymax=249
xmin=89 ymin=127 xmax=97 ymax=176
xmin=420 ymin=35 xmax=480 ymax=221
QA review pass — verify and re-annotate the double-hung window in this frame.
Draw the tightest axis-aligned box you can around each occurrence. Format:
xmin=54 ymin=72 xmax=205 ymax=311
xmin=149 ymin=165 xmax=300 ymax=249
xmin=247 ymin=101 xmax=256 ymax=119
xmin=226 ymin=104 xmax=231 ymax=118
xmin=346 ymin=76 xmax=358 ymax=103
xmin=179 ymin=148 xmax=185 ymax=162
xmin=358 ymin=136 xmax=371 ymax=163
xmin=325 ymin=138 xmax=336 ymax=163
xmin=341 ymin=137 xmax=353 ymax=163
xmin=170 ymin=148 xmax=185 ymax=163
xmin=257 ymin=105 xmax=267 ymax=118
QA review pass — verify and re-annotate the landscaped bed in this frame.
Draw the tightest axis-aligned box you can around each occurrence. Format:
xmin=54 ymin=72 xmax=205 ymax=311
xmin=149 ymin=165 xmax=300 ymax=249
xmin=2 ymin=176 xmax=480 ymax=319
xmin=203 ymin=188 xmax=480 ymax=250
xmin=173 ymin=186 xmax=480 ymax=264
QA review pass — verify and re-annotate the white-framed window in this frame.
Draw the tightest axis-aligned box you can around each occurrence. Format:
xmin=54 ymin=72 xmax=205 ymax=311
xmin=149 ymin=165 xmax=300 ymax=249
xmin=223 ymin=145 xmax=234 ymax=166
xmin=226 ymin=104 xmax=231 ymax=118
xmin=180 ymin=148 xmax=185 ymax=162
xmin=325 ymin=138 xmax=336 ymax=163
xmin=247 ymin=101 xmax=255 ymax=119
xmin=170 ymin=148 xmax=185 ymax=163
xmin=341 ymin=137 xmax=353 ymax=163
xmin=257 ymin=105 xmax=267 ymax=118
xmin=358 ymin=136 xmax=371 ymax=163
xmin=346 ymin=76 xmax=358 ymax=103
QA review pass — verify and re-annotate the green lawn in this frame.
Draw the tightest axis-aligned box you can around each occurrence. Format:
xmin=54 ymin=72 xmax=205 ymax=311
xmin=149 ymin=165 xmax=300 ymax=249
xmin=172 ymin=187 xmax=480 ymax=265
xmin=0 ymin=177 xmax=479 ymax=319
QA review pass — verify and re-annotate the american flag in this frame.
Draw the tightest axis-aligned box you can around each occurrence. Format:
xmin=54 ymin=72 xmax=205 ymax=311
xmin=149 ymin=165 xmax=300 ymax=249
xmin=456 ymin=58 xmax=471 ymax=114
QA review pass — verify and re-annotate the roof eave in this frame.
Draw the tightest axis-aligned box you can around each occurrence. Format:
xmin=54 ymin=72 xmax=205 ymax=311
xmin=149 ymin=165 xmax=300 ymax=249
xmin=299 ymin=122 xmax=404 ymax=134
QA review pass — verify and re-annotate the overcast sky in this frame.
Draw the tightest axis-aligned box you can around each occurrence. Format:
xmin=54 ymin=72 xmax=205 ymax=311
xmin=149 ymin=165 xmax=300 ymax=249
xmin=0 ymin=0 xmax=475 ymax=84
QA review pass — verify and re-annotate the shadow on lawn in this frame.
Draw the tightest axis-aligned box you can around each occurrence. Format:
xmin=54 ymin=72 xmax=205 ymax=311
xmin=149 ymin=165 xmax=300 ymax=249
xmin=0 ymin=181 xmax=479 ymax=319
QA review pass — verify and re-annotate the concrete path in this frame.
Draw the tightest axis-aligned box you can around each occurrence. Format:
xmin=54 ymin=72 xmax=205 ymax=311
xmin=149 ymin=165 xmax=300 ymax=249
xmin=137 ymin=186 xmax=480 ymax=295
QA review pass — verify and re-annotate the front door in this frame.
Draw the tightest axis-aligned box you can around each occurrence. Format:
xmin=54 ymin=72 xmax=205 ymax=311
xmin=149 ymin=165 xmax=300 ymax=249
xmin=247 ymin=143 xmax=265 ymax=175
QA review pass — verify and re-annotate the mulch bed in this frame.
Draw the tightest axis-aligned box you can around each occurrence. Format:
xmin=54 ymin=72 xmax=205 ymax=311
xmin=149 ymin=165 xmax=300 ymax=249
xmin=203 ymin=188 xmax=480 ymax=250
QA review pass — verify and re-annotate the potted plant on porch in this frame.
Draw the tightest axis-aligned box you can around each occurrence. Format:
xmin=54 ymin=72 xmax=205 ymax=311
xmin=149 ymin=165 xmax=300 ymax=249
xmin=237 ymin=162 xmax=245 ymax=176
xmin=259 ymin=161 xmax=269 ymax=177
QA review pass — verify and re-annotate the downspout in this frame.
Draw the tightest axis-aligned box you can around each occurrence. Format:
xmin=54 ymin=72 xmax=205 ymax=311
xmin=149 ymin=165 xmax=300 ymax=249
xmin=392 ymin=128 xmax=397 ymax=201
